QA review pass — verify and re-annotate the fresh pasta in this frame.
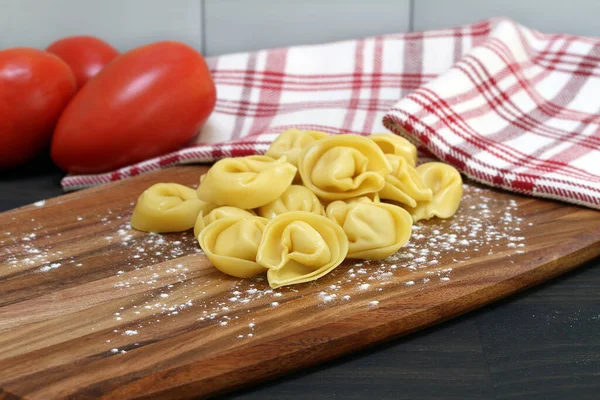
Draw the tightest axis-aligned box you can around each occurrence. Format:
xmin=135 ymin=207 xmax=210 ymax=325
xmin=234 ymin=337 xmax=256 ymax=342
xmin=257 ymin=185 xmax=324 ymax=219
xmin=198 ymin=216 xmax=269 ymax=278
xmin=326 ymin=201 xmax=412 ymax=260
xmin=131 ymin=183 xmax=204 ymax=233
xmin=265 ymin=129 xmax=329 ymax=169
xmin=257 ymin=211 xmax=348 ymax=288
xmin=405 ymin=162 xmax=463 ymax=221
xmin=335 ymin=192 xmax=381 ymax=205
xmin=132 ymin=131 xmax=465 ymax=289
xmin=379 ymin=154 xmax=433 ymax=207
xmin=194 ymin=206 xmax=256 ymax=238
xmin=298 ymin=134 xmax=392 ymax=201
xmin=369 ymin=133 xmax=417 ymax=166
xmin=196 ymin=155 xmax=297 ymax=209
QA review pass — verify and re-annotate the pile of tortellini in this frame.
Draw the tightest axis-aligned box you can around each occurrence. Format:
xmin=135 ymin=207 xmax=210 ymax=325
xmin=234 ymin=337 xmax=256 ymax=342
xmin=130 ymin=130 xmax=463 ymax=289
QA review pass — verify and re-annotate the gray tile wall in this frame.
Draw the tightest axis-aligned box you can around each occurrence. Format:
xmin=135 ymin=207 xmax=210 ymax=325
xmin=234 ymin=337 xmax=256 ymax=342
xmin=204 ymin=0 xmax=410 ymax=55
xmin=1 ymin=0 xmax=599 ymax=55
xmin=0 ymin=0 xmax=203 ymax=51
xmin=413 ymin=0 xmax=600 ymax=38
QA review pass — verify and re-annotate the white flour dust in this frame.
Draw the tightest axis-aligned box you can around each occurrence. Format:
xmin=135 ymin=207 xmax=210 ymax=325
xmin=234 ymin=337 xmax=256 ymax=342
xmin=2 ymin=183 xmax=528 ymax=348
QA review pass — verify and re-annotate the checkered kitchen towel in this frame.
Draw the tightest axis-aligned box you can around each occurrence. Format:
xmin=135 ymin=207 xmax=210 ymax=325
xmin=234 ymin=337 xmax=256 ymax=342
xmin=62 ymin=18 xmax=600 ymax=210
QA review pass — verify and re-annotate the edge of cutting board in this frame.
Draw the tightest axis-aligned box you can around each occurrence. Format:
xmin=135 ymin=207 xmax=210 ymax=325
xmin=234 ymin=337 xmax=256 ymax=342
xmin=1 ymin=165 xmax=599 ymax=399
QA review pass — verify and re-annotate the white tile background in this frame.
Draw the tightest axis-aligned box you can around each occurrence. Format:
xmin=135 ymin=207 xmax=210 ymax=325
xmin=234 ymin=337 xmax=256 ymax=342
xmin=204 ymin=0 xmax=410 ymax=55
xmin=1 ymin=0 xmax=599 ymax=55
xmin=413 ymin=0 xmax=600 ymax=38
xmin=0 ymin=0 xmax=203 ymax=51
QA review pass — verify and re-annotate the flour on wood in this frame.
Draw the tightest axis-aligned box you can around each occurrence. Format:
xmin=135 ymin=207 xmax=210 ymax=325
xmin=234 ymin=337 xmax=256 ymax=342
xmin=1 ymin=184 xmax=528 ymax=350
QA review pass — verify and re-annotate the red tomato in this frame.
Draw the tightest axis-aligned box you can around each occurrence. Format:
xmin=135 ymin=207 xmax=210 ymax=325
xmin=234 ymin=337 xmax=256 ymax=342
xmin=0 ymin=48 xmax=77 ymax=170
xmin=46 ymin=35 xmax=119 ymax=89
xmin=51 ymin=41 xmax=216 ymax=174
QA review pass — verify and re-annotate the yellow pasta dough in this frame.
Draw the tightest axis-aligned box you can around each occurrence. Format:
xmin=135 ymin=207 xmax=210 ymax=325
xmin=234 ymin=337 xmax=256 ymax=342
xmin=256 ymin=211 xmax=348 ymax=288
xmin=265 ymin=129 xmax=329 ymax=168
xmin=379 ymin=154 xmax=433 ymax=207
xmin=326 ymin=201 xmax=412 ymax=260
xmin=194 ymin=206 xmax=256 ymax=238
xmin=298 ymin=134 xmax=392 ymax=201
xmin=336 ymin=192 xmax=381 ymax=205
xmin=196 ymin=155 xmax=297 ymax=209
xmin=257 ymin=185 xmax=325 ymax=219
xmin=406 ymin=162 xmax=463 ymax=222
xmin=130 ymin=131 xmax=465 ymax=289
xmin=131 ymin=183 xmax=205 ymax=233
xmin=198 ymin=216 xmax=269 ymax=278
xmin=369 ymin=133 xmax=417 ymax=166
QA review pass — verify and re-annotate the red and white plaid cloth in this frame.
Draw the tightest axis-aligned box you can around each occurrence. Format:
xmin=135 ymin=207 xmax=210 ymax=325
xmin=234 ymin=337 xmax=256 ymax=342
xmin=62 ymin=18 xmax=600 ymax=210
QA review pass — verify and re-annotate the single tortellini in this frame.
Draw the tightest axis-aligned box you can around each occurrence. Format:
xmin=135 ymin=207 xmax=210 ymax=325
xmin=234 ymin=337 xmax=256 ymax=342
xmin=265 ymin=129 xmax=329 ymax=168
xmin=318 ymin=191 xmax=381 ymax=208
xmin=379 ymin=154 xmax=433 ymax=207
xmin=194 ymin=206 xmax=256 ymax=238
xmin=198 ymin=216 xmax=269 ymax=278
xmin=326 ymin=201 xmax=412 ymax=260
xmin=369 ymin=133 xmax=417 ymax=166
xmin=257 ymin=185 xmax=325 ymax=219
xmin=298 ymin=134 xmax=392 ymax=201
xmin=406 ymin=162 xmax=463 ymax=222
xmin=342 ymin=192 xmax=381 ymax=204
xmin=197 ymin=155 xmax=297 ymax=209
xmin=257 ymin=211 xmax=348 ymax=289
xmin=131 ymin=183 xmax=205 ymax=233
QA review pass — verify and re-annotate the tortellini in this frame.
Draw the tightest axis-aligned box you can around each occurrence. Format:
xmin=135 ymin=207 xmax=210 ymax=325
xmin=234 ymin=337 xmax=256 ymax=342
xmin=257 ymin=211 xmax=348 ymax=288
xmin=257 ymin=185 xmax=324 ymax=219
xmin=194 ymin=206 xmax=256 ymax=238
xmin=326 ymin=201 xmax=412 ymax=260
xmin=198 ymin=216 xmax=269 ymax=278
xmin=131 ymin=183 xmax=205 ymax=233
xmin=379 ymin=154 xmax=433 ymax=207
xmin=131 ymin=131 xmax=465 ymax=289
xmin=405 ymin=162 xmax=463 ymax=221
xmin=265 ymin=129 xmax=329 ymax=168
xmin=197 ymin=155 xmax=297 ymax=209
xmin=325 ymin=192 xmax=381 ymax=207
xmin=369 ymin=133 xmax=417 ymax=166
xmin=298 ymin=134 xmax=392 ymax=201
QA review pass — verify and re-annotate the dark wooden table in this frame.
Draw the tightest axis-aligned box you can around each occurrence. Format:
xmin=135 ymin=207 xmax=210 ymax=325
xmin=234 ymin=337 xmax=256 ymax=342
xmin=2 ymin=155 xmax=599 ymax=400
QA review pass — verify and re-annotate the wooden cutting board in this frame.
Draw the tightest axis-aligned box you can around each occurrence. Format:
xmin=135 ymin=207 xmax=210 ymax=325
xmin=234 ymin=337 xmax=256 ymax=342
xmin=1 ymin=166 xmax=600 ymax=399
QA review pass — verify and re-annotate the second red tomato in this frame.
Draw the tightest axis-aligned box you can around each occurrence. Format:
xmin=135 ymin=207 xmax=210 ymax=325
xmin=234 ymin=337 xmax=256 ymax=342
xmin=46 ymin=35 xmax=119 ymax=89
xmin=51 ymin=41 xmax=217 ymax=174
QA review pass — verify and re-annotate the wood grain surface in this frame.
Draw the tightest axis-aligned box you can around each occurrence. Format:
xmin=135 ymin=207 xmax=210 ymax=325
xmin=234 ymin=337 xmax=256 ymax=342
xmin=1 ymin=165 xmax=600 ymax=399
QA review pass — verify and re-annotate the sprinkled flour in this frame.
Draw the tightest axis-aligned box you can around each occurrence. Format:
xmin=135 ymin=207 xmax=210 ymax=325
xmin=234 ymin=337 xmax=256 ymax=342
xmin=173 ymin=184 xmax=528 ymax=334
xmin=39 ymin=263 xmax=61 ymax=272
xmin=2 ymin=183 xmax=529 ymax=349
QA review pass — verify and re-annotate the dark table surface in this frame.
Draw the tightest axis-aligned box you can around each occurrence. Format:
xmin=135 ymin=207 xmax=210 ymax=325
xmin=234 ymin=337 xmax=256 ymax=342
xmin=2 ymin=155 xmax=599 ymax=400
